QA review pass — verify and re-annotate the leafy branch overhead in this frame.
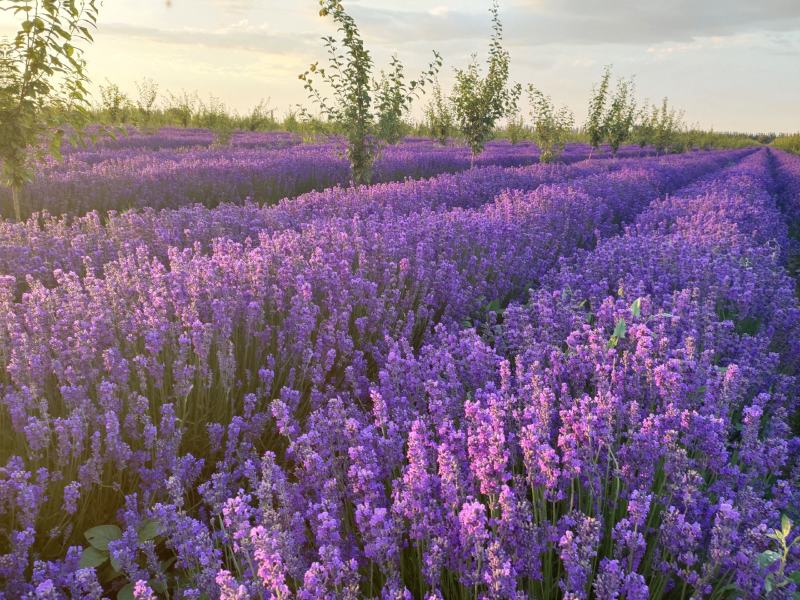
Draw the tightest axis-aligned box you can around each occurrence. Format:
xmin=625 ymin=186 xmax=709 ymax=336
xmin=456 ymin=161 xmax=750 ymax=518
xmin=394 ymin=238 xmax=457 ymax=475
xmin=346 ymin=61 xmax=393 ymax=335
xmin=298 ymin=0 xmax=441 ymax=184
xmin=0 ymin=0 xmax=100 ymax=220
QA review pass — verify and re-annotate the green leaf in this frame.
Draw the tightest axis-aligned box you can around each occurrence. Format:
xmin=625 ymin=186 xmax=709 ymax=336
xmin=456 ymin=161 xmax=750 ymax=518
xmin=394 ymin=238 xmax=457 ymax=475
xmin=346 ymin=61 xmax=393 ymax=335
xmin=79 ymin=546 xmax=108 ymax=568
xmin=613 ymin=318 xmax=627 ymax=340
xmin=757 ymin=550 xmax=781 ymax=568
xmin=789 ymin=570 xmax=800 ymax=584
xmin=630 ymin=297 xmax=642 ymax=318
xmin=109 ymin=552 xmax=121 ymax=573
xmin=117 ymin=584 xmax=134 ymax=600
xmin=84 ymin=524 xmax=122 ymax=551
xmin=782 ymin=514 xmax=792 ymax=537
xmin=137 ymin=519 xmax=160 ymax=543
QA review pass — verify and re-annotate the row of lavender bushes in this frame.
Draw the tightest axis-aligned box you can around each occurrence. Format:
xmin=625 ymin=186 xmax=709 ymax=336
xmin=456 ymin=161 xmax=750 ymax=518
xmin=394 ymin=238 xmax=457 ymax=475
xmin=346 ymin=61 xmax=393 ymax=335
xmin=0 ymin=149 xmax=754 ymax=597
xmin=0 ymin=132 xmax=661 ymax=219
xmin=1 ymin=156 xmax=639 ymax=291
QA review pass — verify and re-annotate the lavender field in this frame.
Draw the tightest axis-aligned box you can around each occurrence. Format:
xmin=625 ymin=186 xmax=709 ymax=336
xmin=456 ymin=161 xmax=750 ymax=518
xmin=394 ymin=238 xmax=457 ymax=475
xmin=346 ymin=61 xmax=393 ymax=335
xmin=1 ymin=0 xmax=800 ymax=596
xmin=0 ymin=130 xmax=798 ymax=599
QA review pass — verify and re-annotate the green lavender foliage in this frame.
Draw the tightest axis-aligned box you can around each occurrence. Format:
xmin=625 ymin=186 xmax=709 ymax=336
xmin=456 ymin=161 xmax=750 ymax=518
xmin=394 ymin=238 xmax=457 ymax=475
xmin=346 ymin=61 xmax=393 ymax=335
xmin=299 ymin=0 xmax=440 ymax=184
xmin=450 ymin=0 xmax=521 ymax=161
xmin=527 ymin=84 xmax=574 ymax=162
xmin=0 ymin=0 xmax=99 ymax=220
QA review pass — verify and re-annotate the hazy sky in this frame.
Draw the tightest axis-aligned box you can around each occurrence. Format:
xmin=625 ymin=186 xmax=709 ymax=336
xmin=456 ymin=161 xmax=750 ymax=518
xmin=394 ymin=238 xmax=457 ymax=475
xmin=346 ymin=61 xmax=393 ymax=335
xmin=2 ymin=0 xmax=799 ymax=133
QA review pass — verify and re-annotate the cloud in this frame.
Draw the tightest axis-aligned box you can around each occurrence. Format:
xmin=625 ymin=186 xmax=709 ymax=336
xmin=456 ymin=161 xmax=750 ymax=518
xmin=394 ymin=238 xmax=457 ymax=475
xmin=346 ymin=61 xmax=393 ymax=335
xmin=208 ymin=0 xmax=255 ymax=12
xmin=100 ymin=21 xmax=316 ymax=55
xmin=346 ymin=0 xmax=800 ymax=47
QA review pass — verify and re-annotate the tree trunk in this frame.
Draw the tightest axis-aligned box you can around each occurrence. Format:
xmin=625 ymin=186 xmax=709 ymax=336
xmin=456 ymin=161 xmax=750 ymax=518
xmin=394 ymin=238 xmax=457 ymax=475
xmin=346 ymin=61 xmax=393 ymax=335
xmin=11 ymin=185 xmax=21 ymax=222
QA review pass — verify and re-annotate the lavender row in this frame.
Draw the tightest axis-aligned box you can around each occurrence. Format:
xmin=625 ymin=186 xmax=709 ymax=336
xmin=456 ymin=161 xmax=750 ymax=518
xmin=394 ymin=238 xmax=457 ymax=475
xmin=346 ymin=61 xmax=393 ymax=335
xmin=769 ymin=149 xmax=800 ymax=265
xmin=68 ymin=128 xmax=303 ymax=153
xmin=0 ymin=156 xmax=623 ymax=290
xmin=1 ymin=138 xmax=566 ymax=219
xmin=0 ymin=152 xmax=736 ymax=597
xmin=184 ymin=149 xmax=799 ymax=599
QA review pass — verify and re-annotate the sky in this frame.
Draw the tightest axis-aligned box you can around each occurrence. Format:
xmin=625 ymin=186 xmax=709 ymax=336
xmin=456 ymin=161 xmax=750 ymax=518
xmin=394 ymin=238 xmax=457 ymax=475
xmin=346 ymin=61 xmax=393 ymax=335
xmin=1 ymin=0 xmax=799 ymax=133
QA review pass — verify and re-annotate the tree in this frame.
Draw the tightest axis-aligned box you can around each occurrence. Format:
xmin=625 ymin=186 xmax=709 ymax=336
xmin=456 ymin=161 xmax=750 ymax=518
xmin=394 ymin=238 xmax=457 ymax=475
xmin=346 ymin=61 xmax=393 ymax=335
xmin=527 ymin=85 xmax=574 ymax=163
xmin=299 ymin=0 xmax=440 ymax=185
xmin=425 ymin=79 xmax=453 ymax=146
xmin=585 ymin=66 xmax=637 ymax=157
xmin=165 ymin=89 xmax=197 ymax=128
xmin=98 ymin=80 xmax=132 ymax=124
xmin=0 ymin=0 xmax=99 ymax=220
xmin=450 ymin=0 xmax=520 ymax=164
xmin=650 ymin=97 xmax=685 ymax=154
xmin=604 ymin=76 xmax=636 ymax=156
xmin=586 ymin=65 xmax=611 ymax=157
xmin=196 ymin=94 xmax=234 ymax=146
xmin=242 ymin=98 xmax=277 ymax=132
xmin=632 ymin=97 xmax=685 ymax=154
xmin=504 ymin=109 xmax=528 ymax=145
xmin=374 ymin=55 xmax=434 ymax=145
xmin=632 ymin=101 xmax=655 ymax=150
xmin=134 ymin=77 xmax=159 ymax=131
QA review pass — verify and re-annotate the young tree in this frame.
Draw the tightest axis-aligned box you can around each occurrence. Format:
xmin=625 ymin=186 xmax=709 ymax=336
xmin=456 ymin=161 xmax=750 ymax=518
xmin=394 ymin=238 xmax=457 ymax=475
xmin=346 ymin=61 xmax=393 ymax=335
xmin=651 ymin=97 xmax=685 ymax=154
xmin=424 ymin=79 xmax=453 ymax=146
xmin=527 ymin=84 xmax=574 ymax=163
xmin=632 ymin=101 xmax=655 ymax=150
xmin=0 ymin=0 xmax=99 ymax=220
xmin=586 ymin=66 xmax=637 ymax=157
xmin=373 ymin=55 xmax=437 ymax=145
xmin=197 ymin=94 xmax=234 ymax=146
xmin=299 ymin=0 xmax=440 ymax=185
xmin=242 ymin=98 xmax=277 ymax=132
xmin=586 ymin=65 xmax=611 ymax=157
xmin=165 ymin=89 xmax=197 ymax=128
xmin=604 ymin=76 xmax=636 ymax=156
xmin=504 ymin=110 xmax=528 ymax=145
xmin=98 ymin=80 xmax=132 ymax=124
xmin=134 ymin=77 xmax=159 ymax=131
xmin=450 ymin=0 xmax=520 ymax=164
